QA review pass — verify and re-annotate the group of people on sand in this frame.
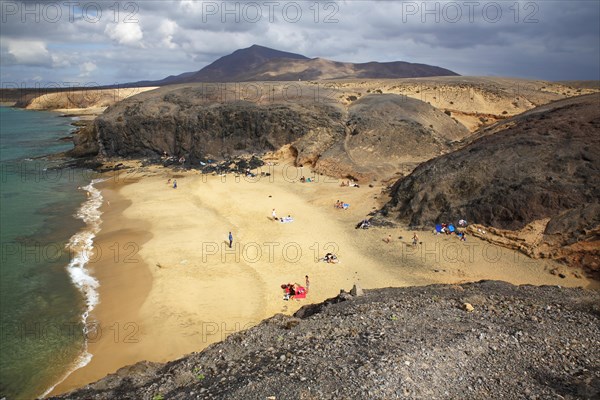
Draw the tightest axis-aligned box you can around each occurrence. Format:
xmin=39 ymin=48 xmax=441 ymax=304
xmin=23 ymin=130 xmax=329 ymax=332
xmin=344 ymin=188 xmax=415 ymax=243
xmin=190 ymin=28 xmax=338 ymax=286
xmin=271 ymin=208 xmax=294 ymax=223
xmin=282 ymin=275 xmax=310 ymax=300
xmin=435 ymin=222 xmax=467 ymax=242
xmin=167 ymin=178 xmax=177 ymax=188
xmin=334 ymin=200 xmax=349 ymax=210
xmin=299 ymin=176 xmax=313 ymax=183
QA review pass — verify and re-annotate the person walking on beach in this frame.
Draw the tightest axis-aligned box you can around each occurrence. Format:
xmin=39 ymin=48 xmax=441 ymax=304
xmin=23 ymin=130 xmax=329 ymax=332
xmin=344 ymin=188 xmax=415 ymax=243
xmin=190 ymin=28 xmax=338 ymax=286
xmin=412 ymin=233 xmax=419 ymax=247
xmin=305 ymin=275 xmax=310 ymax=292
xmin=228 ymin=231 xmax=233 ymax=248
xmin=173 ymin=179 xmax=177 ymax=189
xmin=272 ymin=208 xmax=277 ymax=221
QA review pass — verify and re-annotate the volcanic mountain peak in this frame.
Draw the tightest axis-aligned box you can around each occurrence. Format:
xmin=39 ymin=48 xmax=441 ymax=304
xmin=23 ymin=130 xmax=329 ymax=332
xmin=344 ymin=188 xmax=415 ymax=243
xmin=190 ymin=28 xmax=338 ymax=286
xmin=131 ymin=45 xmax=459 ymax=86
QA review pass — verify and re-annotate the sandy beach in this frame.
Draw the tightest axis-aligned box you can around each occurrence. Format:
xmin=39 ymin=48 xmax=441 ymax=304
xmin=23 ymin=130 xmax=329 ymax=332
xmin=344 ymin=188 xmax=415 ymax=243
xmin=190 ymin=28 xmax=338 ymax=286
xmin=50 ymin=159 xmax=599 ymax=396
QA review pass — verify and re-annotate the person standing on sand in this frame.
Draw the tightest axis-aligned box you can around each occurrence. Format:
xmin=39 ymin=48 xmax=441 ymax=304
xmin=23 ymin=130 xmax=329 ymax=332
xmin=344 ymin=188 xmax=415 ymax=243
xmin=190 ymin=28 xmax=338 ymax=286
xmin=173 ymin=179 xmax=177 ymax=189
xmin=305 ymin=275 xmax=310 ymax=291
xmin=272 ymin=208 xmax=277 ymax=221
xmin=228 ymin=231 xmax=233 ymax=248
xmin=412 ymin=233 xmax=419 ymax=247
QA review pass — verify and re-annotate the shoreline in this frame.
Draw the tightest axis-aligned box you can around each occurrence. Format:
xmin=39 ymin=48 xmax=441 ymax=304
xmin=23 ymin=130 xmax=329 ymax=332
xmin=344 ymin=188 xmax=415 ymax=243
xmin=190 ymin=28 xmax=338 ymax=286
xmin=49 ymin=162 xmax=599 ymax=396
xmin=49 ymin=175 xmax=154 ymax=396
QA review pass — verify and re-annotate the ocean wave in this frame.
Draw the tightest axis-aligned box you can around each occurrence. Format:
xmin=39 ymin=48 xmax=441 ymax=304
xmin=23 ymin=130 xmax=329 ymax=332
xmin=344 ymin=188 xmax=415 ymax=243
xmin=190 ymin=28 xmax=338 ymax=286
xmin=40 ymin=177 xmax=106 ymax=398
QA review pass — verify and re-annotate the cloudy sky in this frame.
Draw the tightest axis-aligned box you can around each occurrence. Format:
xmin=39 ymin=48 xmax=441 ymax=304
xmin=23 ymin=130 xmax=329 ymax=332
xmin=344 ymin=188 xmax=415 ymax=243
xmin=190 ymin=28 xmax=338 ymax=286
xmin=1 ymin=0 xmax=598 ymax=86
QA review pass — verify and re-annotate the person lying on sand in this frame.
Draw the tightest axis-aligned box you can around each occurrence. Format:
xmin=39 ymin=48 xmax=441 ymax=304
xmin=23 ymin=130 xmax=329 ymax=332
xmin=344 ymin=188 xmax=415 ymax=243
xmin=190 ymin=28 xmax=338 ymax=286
xmin=282 ymin=283 xmax=305 ymax=300
xmin=282 ymin=283 xmax=294 ymax=300
xmin=323 ymin=253 xmax=339 ymax=264
xmin=383 ymin=234 xmax=392 ymax=243
xmin=356 ymin=219 xmax=371 ymax=229
xmin=280 ymin=215 xmax=294 ymax=223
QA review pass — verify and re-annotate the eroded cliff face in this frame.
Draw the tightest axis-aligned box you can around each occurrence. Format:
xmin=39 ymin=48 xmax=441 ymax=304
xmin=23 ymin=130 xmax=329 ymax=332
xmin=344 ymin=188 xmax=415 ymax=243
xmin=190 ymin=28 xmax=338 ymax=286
xmin=82 ymin=85 xmax=467 ymax=181
xmin=95 ymin=95 xmax=345 ymax=162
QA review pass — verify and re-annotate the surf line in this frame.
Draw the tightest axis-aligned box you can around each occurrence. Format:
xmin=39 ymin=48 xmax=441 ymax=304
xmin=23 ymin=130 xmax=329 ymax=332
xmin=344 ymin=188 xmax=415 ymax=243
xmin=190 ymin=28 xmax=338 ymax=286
xmin=40 ymin=178 xmax=105 ymax=398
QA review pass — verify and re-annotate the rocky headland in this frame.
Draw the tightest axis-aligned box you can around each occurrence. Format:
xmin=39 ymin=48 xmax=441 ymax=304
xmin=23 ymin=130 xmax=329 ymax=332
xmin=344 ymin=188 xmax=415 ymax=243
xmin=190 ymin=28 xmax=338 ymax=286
xmin=378 ymin=94 xmax=600 ymax=276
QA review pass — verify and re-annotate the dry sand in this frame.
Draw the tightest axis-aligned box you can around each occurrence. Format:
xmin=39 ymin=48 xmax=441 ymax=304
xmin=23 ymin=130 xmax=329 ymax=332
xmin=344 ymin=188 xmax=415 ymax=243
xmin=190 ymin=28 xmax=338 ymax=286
xmin=50 ymin=160 xmax=598 ymax=396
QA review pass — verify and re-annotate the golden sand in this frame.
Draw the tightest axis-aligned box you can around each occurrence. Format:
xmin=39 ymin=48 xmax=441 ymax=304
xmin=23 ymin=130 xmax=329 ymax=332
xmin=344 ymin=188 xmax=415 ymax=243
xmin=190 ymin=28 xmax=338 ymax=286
xmin=50 ymin=161 xmax=598 ymax=395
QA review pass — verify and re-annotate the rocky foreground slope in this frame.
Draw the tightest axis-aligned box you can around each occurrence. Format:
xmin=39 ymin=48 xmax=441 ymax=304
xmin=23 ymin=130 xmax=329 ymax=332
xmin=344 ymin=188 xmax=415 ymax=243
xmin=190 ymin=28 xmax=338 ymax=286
xmin=379 ymin=94 xmax=599 ymax=274
xmin=53 ymin=281 xmax=600 ymax=400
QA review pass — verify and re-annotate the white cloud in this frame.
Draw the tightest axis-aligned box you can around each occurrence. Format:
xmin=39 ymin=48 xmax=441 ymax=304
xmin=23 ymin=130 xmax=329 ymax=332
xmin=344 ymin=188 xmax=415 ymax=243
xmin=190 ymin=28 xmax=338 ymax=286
xmin=158 ymin=20 xmax=179 ymax=49
xmin=104 ymin=22 xmax=144 ymax=46
xmin=5 ymin=40 xmax=52 ymax=67
xmin=79 ymin=61 xmax=97 ymax=77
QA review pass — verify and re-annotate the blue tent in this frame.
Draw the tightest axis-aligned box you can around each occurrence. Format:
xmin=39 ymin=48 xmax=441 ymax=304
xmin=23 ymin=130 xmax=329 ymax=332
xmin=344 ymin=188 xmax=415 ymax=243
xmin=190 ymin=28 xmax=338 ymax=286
xmin=448 ymin=224 xmax=456 ymax=233
xmin=435 ymin=224 xmax=443 ymax=233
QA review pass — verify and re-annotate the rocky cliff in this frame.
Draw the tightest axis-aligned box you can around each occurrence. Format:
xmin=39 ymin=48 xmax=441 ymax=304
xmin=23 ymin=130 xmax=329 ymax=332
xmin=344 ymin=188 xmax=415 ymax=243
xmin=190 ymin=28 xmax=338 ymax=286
xmin=379 ymin=94 xmax=600 ymax=274
xmin=84 ymin=85 xmax=467 ymax=181
xmin=52 ymin=281 xmax=600 ymax=400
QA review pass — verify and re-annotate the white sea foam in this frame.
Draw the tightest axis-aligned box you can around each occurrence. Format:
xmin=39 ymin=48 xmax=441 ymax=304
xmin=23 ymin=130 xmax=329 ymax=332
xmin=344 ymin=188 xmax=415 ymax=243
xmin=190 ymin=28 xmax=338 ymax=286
xmin=40 ymin=178 xmax=105 ymax=398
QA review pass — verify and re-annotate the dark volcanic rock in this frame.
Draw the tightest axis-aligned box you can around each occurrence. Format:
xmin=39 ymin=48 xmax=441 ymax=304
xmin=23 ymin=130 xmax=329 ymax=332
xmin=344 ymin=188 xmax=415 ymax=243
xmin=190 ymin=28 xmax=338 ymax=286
xmin=381 ymin=93 xmax=600 ymax=272
xmin=383 ymin=94 xmax=600 ymax=229
xmin=66 ymin=125 xmax=100 ymax=158
xmin=94 ymin=86 xmax=345 ymax=163
xmin=52 ymin=281 xmax=600 ymax=400
xmin=82 ymin=88 xmax=466 ymax=181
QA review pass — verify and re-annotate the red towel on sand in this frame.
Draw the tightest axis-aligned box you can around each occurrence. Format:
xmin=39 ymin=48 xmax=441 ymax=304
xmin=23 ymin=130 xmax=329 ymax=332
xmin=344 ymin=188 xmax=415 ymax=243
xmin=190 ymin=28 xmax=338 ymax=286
xmin=293 ymin=286 xmax=307 ymax=299
xmin=283 ymin=285 xmax=307 ymax=299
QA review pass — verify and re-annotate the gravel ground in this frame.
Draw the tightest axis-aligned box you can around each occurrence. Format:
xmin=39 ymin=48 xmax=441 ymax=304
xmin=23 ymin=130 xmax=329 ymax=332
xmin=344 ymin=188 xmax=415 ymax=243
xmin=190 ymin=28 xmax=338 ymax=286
xmin=53 ymin=281 xmax=600 ymax=400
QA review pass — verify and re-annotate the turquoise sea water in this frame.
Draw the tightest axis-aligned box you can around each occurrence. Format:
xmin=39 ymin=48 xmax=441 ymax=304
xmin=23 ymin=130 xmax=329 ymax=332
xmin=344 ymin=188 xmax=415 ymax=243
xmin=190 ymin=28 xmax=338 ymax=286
xmin=0 ymin=106 xmax=98 ymax=399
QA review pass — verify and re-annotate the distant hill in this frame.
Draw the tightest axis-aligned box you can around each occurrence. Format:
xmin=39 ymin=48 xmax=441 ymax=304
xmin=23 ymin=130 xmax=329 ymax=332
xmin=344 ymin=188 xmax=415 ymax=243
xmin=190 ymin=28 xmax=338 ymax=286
xmin=127 ymin=44 xmax=458 ymax=86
